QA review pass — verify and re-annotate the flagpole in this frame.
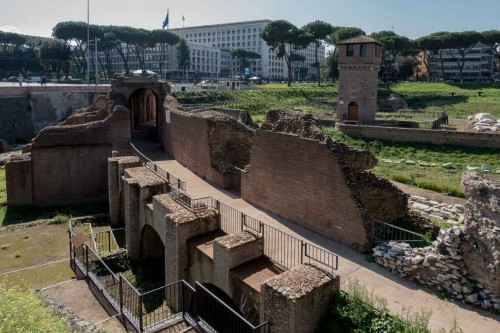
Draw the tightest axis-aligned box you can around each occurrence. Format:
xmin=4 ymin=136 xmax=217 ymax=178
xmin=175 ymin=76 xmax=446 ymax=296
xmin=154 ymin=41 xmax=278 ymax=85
xmin=167 ymin=7 xmax=169 ymax=29
xmin=87 ymin=0 xmax=90 ymax=86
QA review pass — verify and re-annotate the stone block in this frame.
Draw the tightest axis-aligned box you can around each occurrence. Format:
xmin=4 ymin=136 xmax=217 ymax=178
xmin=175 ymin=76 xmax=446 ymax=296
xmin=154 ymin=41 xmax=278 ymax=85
xmin=213 ymin=231 xmax=263 ymax=296
xmin=260 ymin=264 xmax=339 ymax=333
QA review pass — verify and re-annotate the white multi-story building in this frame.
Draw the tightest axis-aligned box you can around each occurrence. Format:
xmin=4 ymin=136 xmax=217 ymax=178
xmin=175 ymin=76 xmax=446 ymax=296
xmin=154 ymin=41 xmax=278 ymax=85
xmin=172 ymin=20 xmax=325 ymax=80
xmin=428 ymin=43 xmax=497 ymax=82
xmin=91 ymin=20 xmax=326 ymax=81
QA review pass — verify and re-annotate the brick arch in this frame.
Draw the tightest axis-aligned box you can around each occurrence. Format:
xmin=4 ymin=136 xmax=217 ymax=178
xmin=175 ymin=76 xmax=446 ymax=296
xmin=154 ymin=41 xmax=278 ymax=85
xmin=129 ymin=87 xmax=158 ymax=131
xmin=139 ymin=224 xmax=165 ymax=260
xmin=138 ymin=224 xmax=166 ymax=284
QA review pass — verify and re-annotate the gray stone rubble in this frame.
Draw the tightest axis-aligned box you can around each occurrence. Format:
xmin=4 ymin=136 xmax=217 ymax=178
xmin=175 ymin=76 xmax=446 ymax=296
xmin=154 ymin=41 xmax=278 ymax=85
xmin=373 ymin=233 xmax=499 ymax=310
xmin=409 ymin=195 xmax=464 ymax=226
xmin=373 ymin=172 xmax=500 ymax=312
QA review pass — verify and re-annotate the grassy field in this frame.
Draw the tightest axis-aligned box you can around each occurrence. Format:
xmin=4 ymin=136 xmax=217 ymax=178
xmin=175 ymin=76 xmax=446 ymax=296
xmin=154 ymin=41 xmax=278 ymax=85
xmin=174 ymin=83 xmax=338 ymax=124
xmin=324 ymin=127 xmax=500 ymax=197
xmin=385 ymin=82 xmax=500 ymax=119
xmin=175 ymin=82 xmax=500 ymax=122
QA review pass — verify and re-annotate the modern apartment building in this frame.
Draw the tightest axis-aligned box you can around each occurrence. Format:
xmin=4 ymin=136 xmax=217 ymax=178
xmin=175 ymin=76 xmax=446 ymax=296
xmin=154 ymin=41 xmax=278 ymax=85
xmin=425 ymin=43 xmax=497 ymax=82
xmin=92 ymin=20 xmax=326 ymax=81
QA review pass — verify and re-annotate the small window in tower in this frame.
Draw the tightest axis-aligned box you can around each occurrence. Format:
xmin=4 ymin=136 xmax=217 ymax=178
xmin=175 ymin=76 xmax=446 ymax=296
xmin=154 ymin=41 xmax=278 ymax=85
xmin=360 ymin=44 xmax=367 ymax=57
xmin=346 ymin=44 xmax=354 ymax=57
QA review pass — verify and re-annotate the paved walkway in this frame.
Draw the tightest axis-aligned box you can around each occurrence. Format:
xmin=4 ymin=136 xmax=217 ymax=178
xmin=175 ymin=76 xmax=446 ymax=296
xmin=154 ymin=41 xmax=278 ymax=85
xmin=133 ymin=139 xmax=500 ymax=333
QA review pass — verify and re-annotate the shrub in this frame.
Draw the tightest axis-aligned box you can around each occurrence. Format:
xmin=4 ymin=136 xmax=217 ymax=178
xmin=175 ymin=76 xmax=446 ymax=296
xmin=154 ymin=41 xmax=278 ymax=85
xmin=316 ymin=279 xmax=431 ymax=333
xmin=0 ymin=284 xmax=72 ymax=333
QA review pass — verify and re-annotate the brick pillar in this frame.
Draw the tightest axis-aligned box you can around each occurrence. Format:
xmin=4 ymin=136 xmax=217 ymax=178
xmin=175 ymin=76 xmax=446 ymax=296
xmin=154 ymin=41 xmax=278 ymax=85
xmin=6 ymin=156 xmax=33 ymax=206
xmin=108 ymin=156 xmax=141 ymax=227
xmin=124 ymin=176 xmax=140 ymax=259
xmin=213 ymin=231 xmax=263 ymax=296
xmin=260 ymin=264 xmax=339 ymax=333
xmin=123 ymin=167 xmax=167 ymax=259
xmin=152 ymin=194 xmax=220 ymax=285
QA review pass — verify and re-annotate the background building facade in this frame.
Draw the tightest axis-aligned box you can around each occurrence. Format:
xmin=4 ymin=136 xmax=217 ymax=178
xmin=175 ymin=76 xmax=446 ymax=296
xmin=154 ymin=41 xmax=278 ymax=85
xmin=426 ymin=44 xmax=497 ymax=82
xmin=92 ymin=20 xmax=326 ymax=81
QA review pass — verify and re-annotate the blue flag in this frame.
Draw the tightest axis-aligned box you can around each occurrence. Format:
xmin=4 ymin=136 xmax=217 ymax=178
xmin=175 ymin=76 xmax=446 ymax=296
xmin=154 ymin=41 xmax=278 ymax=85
xmin=162 ymin=9 xmax=169 ymax=29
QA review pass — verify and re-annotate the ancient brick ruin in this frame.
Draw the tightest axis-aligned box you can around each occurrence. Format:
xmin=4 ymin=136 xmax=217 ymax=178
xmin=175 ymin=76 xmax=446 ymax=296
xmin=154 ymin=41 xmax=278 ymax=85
xmin=241 ymin=109 xmax=406 ymax=251
xmin=373 ymin=172 xmax=500 ymax=310
xmin=163 ymin=96 xmax=255 ymax=188
xmin=11 ymin=77 xmax=491 ymax=332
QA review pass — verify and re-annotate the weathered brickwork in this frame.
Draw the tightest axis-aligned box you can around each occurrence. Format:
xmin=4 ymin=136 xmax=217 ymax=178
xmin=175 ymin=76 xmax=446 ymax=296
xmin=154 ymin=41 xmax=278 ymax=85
xmin=336 ymin=122 xmax=500 ymax=148
xmin=336 ymin=37 xmax=382 ymax=123
xmin=213 ymin=231 xmax=263 ymax=295
xmin=241 ymin=130 xmax=370 ymax=250
xmin=108 ymin=155 xmax=142 ymax=227
xmin=163 ymin=99 xmax=254 ymax=189
xmin=260 ymin=264 xmax=339 ymax=333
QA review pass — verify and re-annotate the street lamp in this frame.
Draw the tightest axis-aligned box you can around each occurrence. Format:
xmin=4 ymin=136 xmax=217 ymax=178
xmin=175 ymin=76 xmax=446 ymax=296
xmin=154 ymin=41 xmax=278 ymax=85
xmin=86 ymin=0 xmax=90 ymax=86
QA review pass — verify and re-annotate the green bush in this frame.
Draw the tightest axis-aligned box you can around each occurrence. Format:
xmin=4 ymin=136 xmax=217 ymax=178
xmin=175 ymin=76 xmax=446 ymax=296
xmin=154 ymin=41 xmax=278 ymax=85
xmin=316 ymin=279 xmax=431 ymax=333
xmin=0 ymin=284 xmax=72 ymax=333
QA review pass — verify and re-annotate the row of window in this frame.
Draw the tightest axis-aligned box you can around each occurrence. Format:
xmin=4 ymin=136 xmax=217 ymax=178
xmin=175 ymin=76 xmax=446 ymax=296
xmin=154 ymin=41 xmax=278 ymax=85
xmin=183 ymin=27 xmax=262 ymax=37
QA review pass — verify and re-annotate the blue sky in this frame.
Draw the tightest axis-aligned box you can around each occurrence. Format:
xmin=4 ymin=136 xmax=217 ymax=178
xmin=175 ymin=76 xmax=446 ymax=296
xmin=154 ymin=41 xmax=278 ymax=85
xmin=1 ymin=0 xmax=499 ymax=39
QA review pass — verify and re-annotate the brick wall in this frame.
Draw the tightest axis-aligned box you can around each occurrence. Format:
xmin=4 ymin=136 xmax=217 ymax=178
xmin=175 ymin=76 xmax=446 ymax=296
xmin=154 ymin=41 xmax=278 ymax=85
xmin=6 ymin=105 xmax=131 ymax=207
xmin=164 ymin=111 xmax=230 ymax=186
xmin=337 ymin=68 xmax=379 ymax=123
xmin=0 ymin=91 xmax=106 ymax=143
xmin=163 ymin=109 xmax=254 ymax=189
xmin=241 ymin=130 xmax=370 ymax=250
xmin=260 ymin=264 xmax=339 ymax=333
xmin=6 ymin=157 xmax=33 ymax=205
xmin=31 ymin=145 xmax=111 ymax=206
xmin=336 ymin=122 xmax=500 ymax=148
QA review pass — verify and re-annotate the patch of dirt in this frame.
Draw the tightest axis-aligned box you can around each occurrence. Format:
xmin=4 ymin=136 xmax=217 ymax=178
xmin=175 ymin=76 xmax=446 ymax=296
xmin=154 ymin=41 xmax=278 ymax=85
xmin=0 ymin=223 xmax=69 ymax=273
xmin=390 ymin=180 xmax=466 ymax=206
xmin=45 ymin=279 xmax=127 ymax=333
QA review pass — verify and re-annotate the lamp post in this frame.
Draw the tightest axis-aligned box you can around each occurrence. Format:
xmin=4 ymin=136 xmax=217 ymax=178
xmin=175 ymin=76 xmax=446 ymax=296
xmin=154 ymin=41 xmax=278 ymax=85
xmin=86 ymin=0 xmax=90 ymax=86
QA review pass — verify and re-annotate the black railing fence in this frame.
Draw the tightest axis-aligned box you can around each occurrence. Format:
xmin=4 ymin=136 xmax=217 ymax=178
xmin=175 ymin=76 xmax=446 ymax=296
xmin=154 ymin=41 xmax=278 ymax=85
xmin=195 ymin=282 xmax=271 ymax=333
xmin=129 ymin=142 xmax=186 ymax=192
xmin=87 ymin=228 xmax=124 ymax=255
xmin=217 ymin=202 xmax=338 ymax=274
xmin=129 ymin=142 xmax=340 ymax=275
xmin=372 ymin=220 xmax=427 ymax=245
xmin=69 ymin=225 xmax=268 ymax=333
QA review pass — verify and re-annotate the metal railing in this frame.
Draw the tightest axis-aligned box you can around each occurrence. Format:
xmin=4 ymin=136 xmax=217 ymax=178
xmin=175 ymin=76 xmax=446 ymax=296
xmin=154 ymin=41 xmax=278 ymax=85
xmin=129 ymin=142 xmax=340 ymax=275
xmin=141 ymin=280 xmax=195 ymax=331
xmin=372 ymin=220 xmax=427 ymax=245
xmin=195 ymin=282 xmax=271 ymax=333
xmin=218 ymin=202 xmax=339 ymax=274
xmin=87 ymin=228 xmax=125 ymax=255
xmin=129 ymin=142 xmax=186 ymax=191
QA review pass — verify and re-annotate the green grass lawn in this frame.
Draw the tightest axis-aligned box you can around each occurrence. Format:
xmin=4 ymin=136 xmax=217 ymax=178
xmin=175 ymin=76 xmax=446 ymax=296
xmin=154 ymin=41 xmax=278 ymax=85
xmin=381 ymin=82 xmax=500 ymax=119
xmin=324 ymin=127 xmax=500 ymax=197
xmin=175 ymin=82 xmax=500 ymax=122
xmin=174 ymin=83 xmax=338 ymax=124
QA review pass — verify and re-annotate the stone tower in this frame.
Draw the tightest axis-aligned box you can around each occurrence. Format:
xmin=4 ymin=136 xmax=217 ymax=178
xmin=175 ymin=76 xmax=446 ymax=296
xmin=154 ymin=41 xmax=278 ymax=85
xmin=336 ymin=36 xmax=382 ymax=123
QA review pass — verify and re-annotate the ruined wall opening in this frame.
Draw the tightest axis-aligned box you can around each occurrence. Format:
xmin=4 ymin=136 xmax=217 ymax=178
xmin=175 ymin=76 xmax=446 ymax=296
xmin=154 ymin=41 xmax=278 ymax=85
xmin=129 ymin=88 xmax=158 ymax=140
xmin=138 ymin=224 xmax=165 ymax=285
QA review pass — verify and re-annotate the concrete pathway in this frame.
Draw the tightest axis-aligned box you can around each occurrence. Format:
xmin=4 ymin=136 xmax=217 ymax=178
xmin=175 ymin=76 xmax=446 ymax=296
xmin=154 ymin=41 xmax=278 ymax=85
xmin=133 ymin=139 xmax=500 ymax=333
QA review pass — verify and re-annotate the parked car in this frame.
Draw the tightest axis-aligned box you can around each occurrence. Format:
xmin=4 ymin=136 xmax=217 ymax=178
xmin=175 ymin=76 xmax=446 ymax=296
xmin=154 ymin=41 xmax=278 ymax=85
xmin=27 ymin=76 xmax=42 ymax=83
